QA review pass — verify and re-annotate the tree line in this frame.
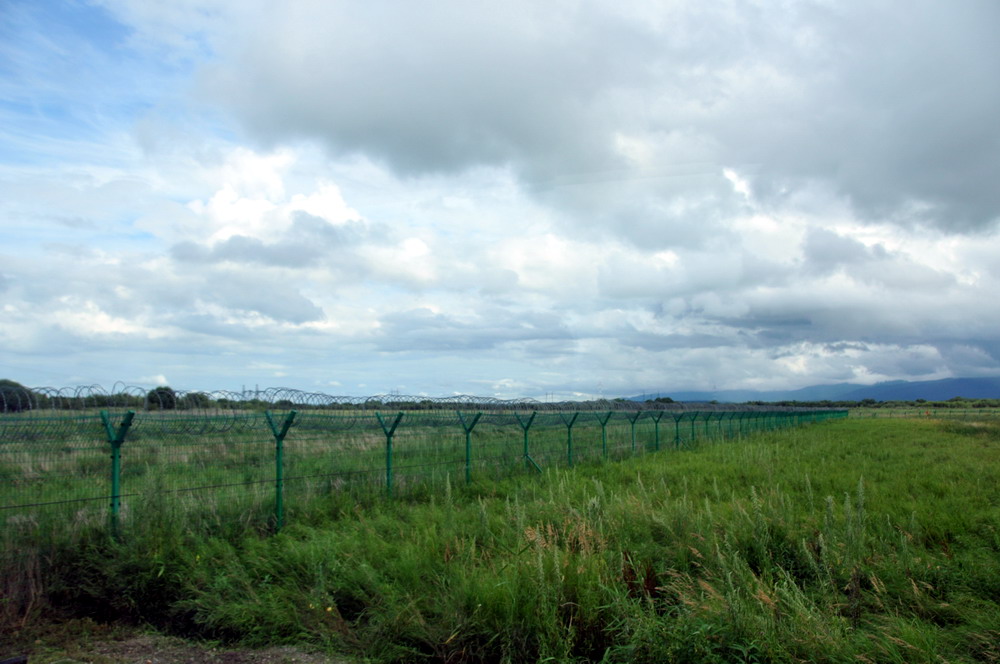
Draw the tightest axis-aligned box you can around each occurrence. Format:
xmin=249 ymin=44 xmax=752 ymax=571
xmin=2 ymin=379 xmax=998 ymax=414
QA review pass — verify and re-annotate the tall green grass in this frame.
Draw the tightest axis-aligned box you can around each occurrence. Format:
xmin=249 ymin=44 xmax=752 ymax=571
xmin=7 ymin=417 xmax=1000 ymax=663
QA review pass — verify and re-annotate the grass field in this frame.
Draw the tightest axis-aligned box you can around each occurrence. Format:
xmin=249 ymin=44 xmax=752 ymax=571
xmin=0 ymin=407 xmax=833 ymax=543
xmin=4 ymin=415 xmax=1000 ymax=663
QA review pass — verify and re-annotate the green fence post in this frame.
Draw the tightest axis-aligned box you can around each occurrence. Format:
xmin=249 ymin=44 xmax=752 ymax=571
xmin=100 ymin=409 xmax=135 ymax=539
xmin=673 ymin=413 xmax=684 ymax=448
xmin=457 ymin=411 xmax=483 ymax=485
xmin=265 ymin=409 xmax=297 ymax=533
xmin=626 ymin=411 xmax=643 ymax=453
xmin=516 ymin=411 xmax=541 ymax=472
xmin=648 ymin=411 xmax=664 ymax=451
xmin=723 ymin=411 xmax=736 ymax=439
xmin=739 ymin=411 xmax=750 ymax=436
xmin=595 ymin=411 xmax=613 ymax=460
xmin=377 ymin=411 xmax=405 ymax=497
xmin=561 ymin=412 xmax=580 ymax=467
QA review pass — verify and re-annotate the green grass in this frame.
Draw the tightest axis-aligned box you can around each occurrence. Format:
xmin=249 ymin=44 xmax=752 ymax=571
xmin=5 ymin=416 xmax=1000 ymax=663
xmin=0 ymin=409 xmax=827 ymax=539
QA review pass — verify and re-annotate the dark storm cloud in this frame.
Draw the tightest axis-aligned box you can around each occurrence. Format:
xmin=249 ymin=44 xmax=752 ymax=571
xmin=204 ymin=1 xmax=1000 ymax=232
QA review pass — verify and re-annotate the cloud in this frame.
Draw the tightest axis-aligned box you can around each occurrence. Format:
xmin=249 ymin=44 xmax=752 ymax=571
xmin=801 ymin=227 xmax=955 ymax=289
xmin=3 ymin=1 xmax=1000 ymax=396
xmin=180 ymin=0 xmax=1000 ymax=232
xmin=802 ymin=228 xmax=875 ymax=270
xmin=373 ymin=307 xmax=572 ymax=352
xmin=170 ymin=213 xmax=372 ymax=268
xmin=138 ymin=373 xmax=170 ymax=386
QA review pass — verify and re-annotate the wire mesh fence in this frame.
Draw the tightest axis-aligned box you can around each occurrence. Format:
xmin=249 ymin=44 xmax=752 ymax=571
xmin=850 ymin=407 xmax=1000 ymax=418
xmin=0 ymin=385 xmax=850 ymax=626
xmin=1 ymin=385 xmax=848 ymax=542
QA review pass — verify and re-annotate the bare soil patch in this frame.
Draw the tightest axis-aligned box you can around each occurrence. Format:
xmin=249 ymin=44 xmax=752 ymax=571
xmin=7 ymin=632 xmax=355 ymax=664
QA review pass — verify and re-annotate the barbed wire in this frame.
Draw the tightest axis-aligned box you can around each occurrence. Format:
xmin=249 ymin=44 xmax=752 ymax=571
xmin=0 ymin=383 xmax=841 ymax=415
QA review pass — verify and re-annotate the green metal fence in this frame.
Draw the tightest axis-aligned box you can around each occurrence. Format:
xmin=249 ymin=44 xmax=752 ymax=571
xmin=1 ymin=389 xmax=847 ymax=541
xmin=850 ymin=407 xmax=1000 ymax=419
xmin=0 ymin=389 xmax=850 ymax=628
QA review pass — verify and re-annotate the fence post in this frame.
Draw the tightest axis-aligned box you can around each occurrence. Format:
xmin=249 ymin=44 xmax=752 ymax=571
xmin=516 ymin=411 xmax=541 ymax=472
xmin=377 ymin=411 xmax=405 ymax=497
xmin=100 ymin=409 xmax=135 ymax=539
xmin=738 ymin=411 xmax=750 ymax=436
xmin=561 ymin=412 xmax=579 ymax=467
xmin=673 ymin=413 xmax=684 ymax=448
xmin=595 ymin=411 xmax=613 ymax=460
xmin=457 ymin=411 xmax=482 ymax=485
xmin=626 ymin=411 xmax=642 ymax=453
xmin=265 ymin=409 xmax=297 ymax=533
xmin=648 ymin=411 xmax=664 ymax=451
xmin=690 ymin=412 xmax=701 ymax=444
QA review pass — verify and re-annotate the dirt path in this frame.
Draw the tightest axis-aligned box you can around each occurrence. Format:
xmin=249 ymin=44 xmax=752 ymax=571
xmin=9 ymin=633 xmax=356 ymax=664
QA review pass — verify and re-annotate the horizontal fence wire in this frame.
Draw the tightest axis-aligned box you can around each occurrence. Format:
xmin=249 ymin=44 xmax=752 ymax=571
xmin=1 ymin=386 xmax=852 ymax=627
xmin=850 ymin=407 xmax=1000 ymax=419
xmin=1 ymin=386 xmax=850 ymax=551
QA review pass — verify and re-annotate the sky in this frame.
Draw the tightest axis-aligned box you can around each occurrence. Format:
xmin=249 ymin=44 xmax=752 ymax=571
xmin=2 ymin=0 xmax=999 ymax=399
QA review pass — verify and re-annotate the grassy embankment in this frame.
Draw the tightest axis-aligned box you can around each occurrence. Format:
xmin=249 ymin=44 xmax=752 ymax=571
xmin=5 ymin=416 xmax=1000 ymax=663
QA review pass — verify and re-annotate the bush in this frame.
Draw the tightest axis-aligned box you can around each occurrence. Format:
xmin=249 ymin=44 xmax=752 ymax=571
xmin=0 ymin=379 xmax=36 ymax=413
xmin=146 ymin=386 xmax=177 ymax=410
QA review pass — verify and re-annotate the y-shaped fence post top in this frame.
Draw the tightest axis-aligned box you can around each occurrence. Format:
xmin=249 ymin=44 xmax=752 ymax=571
xmin=265 ymin=409 xmax=297 ymax=441
xmin=376 ymin=411 xmax=405 ymax=437
xmin=560 ymin=411 xmax=580 ymax=428
xmin=100 ymin=409 xmax=135 ymax=447
xmin=515 ymin=410 xmax=537 ymax=431
xmin=456 ymin=410 xmax=483 ymax=433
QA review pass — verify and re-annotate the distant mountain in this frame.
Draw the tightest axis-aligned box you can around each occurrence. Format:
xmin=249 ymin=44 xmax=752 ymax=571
xmin=628 ymin=377 xmax=1000 ymax=403
xmin=839 ymin=377 xmax=1000 ymax=402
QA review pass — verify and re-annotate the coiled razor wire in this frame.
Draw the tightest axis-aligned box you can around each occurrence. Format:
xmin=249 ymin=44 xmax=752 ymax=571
xmin=0 ymin=384 xmax=839 ymax=411
xmin=0 ymin=383 xmax=839 ymax=441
